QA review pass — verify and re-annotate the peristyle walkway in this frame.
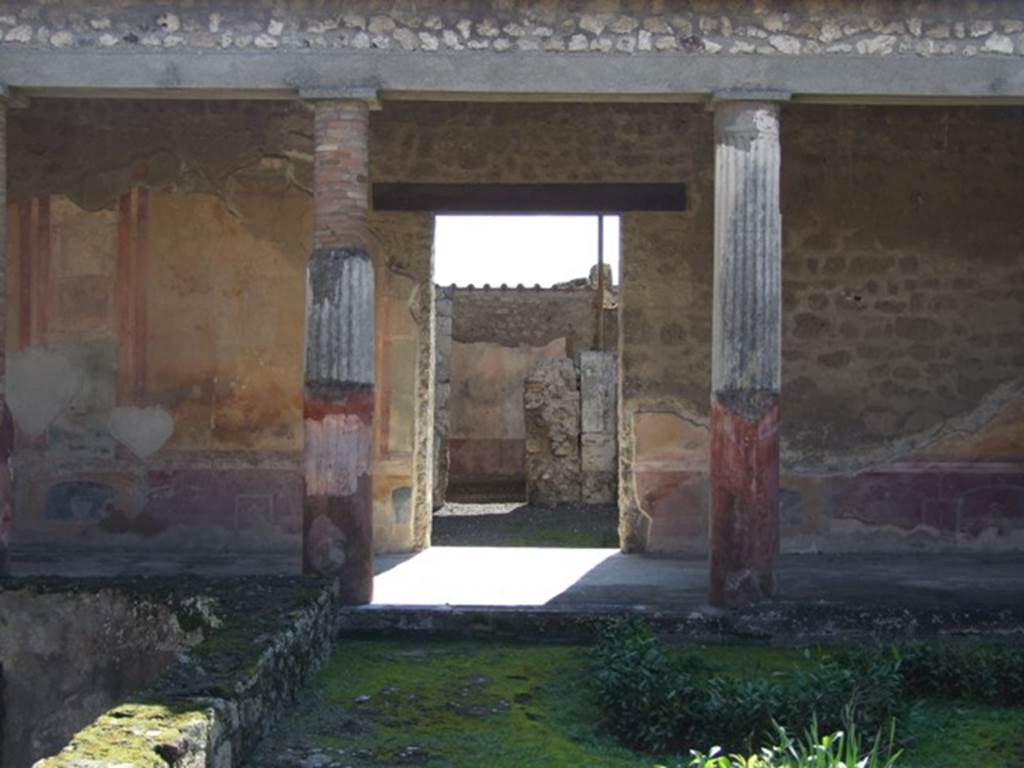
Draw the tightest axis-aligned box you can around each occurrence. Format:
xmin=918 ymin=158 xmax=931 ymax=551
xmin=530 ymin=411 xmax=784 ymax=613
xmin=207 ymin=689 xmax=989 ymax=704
xmin=374 ymin=547 xmax=1024 ymax=614
xmin=10 ymin=545 xmax=1023 ymax=619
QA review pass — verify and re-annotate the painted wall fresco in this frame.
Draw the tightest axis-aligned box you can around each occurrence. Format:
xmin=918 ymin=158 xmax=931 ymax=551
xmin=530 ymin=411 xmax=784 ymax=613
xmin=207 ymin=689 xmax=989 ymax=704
xmin=6 ymin=99 xmax=1023 ymax=560
xmin=5 ymin=101 xmax=433 ymax=561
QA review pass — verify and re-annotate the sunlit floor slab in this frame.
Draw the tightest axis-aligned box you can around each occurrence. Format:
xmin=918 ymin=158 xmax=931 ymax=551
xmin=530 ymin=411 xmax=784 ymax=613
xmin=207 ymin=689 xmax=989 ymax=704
xmin=373 ymin=547 xmax=1024 ymax=614
xmin=373 ymin=547 xmax=623 ymax=606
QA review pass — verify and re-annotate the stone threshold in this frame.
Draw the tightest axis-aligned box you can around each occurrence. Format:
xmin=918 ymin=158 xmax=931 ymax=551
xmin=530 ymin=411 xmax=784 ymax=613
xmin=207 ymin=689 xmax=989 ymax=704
xmin=339 ymin=602 xmax=1024 ymax=645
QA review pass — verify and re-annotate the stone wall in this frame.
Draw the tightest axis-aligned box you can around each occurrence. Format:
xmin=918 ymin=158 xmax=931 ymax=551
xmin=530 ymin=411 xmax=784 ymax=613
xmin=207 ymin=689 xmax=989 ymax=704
xmin=0 ymin=587 xmax=196 ymax=767
xmin=444 ymin=285 xmax=616 ymax=496
xmin=522 ymin=351 xmax=618 ymax=506
xmin=6 ymin=97 xmax=1023 ymax=557
xmin=372 ymin=100 xmax=1024 ymax=552
xmin=619 ymin=105 xmax=1024 ymax=553
xmin=524 ymin=358 xmax=581 ymax=506
xmin=1 ymin=1 xmax=1022 ymax=58
xmin=26 ymin=578 xmax=341 ymax=768
xmin=451 ymin=284 xmax=616 ymax=354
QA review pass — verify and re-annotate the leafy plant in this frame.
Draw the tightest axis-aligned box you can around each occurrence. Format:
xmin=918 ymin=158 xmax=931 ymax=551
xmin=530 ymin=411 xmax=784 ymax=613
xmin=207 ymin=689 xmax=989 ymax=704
xmin=593 ymin=621 xmax=904 ymax=755
xmin=898 ymin=643 xmax=1024 ymax=705
xmin=687 ymin=717 xmax=901 ymax=768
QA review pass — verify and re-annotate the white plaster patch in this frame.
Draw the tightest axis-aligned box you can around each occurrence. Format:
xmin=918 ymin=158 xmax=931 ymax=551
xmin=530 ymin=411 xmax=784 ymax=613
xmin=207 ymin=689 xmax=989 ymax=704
xmin=304 ymin=414 xmax=372 ymax=496
xmin=109 ymin=406 xmax=174 ymax=459
xmin=7 ymin=348 xmax=84 ymax=438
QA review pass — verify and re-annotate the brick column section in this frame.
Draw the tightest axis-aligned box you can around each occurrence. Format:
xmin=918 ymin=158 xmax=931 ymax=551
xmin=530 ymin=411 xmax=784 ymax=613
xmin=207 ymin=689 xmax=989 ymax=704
xmin=709 ymin=98 xmax=784 ymax=608
xmin=303 ymin=99 xmax=375 ymax=604
xmin=0 ymin=91 xmax=12 ymax=576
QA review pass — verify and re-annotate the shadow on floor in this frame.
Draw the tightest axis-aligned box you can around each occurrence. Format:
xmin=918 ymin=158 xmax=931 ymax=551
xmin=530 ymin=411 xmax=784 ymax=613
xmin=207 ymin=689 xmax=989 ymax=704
xmin=432 ymin=503 xmax=619 ymax=547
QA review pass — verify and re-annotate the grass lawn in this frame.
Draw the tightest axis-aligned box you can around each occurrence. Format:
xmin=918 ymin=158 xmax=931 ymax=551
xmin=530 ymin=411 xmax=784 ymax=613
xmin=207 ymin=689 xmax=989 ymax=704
xmin=305 ymin=640 xmax=1024 ymax=767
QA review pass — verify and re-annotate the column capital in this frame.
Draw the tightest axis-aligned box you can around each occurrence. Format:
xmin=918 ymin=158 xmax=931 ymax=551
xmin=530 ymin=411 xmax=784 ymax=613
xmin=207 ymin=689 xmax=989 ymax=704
xmin=710 ymin=88 xmax=791 ymax=105
xmin=298 ymin=84 xmax=382 ymax=111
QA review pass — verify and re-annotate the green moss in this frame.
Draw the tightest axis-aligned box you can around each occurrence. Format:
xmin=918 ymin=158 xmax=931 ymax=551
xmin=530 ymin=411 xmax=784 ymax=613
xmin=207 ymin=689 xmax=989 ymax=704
xmin=34 ymin=703 xmax=208 ymax=768
xmin=900 ymin=700 xmax=1024 ymax=768
xmin=305 ymin=640 xmax=1024 ymax=768
xmin=316 ymin=640 xmax=650 ymax=767
xmin=30 ymin=577 xmax=335 ymax=767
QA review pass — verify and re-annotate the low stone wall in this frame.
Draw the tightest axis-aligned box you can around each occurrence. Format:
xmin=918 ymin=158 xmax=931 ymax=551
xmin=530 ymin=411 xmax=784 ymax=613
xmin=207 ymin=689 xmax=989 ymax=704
xmin=0 ymin=587 xmax=199 ymax=767
xmin=28 ymin=577 xmax=340 ymax=768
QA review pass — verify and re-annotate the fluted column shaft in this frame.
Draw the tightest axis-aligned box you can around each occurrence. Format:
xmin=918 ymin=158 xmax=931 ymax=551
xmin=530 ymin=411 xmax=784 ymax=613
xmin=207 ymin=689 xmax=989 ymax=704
xmin=0 ymin=93 xmax=11 ymax=577
xmin=303 ymin=99 xmax=375 ymax=604
xmin=709 ymin=100 xmax=782 ymax=608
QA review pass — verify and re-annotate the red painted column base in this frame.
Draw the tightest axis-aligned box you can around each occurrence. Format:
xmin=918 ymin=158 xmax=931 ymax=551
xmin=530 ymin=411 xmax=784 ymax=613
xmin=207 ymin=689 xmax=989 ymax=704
xmin=709 ymin=392 xmax=780 ymax=608
xmin=303 ymin=388 xmax=374 ymax=605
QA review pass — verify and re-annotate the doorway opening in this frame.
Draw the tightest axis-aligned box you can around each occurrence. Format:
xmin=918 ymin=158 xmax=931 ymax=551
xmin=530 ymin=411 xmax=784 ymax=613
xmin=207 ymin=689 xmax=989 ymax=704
xmin=431 ymin=214 xmax=621 ymax=548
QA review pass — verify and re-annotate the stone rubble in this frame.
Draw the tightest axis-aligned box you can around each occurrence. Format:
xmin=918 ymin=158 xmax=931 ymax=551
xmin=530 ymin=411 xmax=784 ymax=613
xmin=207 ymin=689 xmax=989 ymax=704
xmin=524 ymin=357 xmax=581 ymax=505
xmin=0 ymin=3 xmax=1020 ymax=57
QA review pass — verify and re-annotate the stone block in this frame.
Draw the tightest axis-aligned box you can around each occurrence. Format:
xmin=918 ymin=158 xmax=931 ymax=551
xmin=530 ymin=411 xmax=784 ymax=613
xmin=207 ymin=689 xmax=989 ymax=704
xmin=582 ymin=471 xmax=617 ymax=504
xmin=580 ymin=351 xmax=618 ymax=434
xmin=581 ymin=432 xmax=616 ymax=472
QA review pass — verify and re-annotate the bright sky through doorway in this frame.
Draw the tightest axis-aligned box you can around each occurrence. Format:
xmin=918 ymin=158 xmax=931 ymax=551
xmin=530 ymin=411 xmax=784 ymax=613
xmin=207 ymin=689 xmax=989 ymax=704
xmin=434 ymin=215 xmax=620 ymax=287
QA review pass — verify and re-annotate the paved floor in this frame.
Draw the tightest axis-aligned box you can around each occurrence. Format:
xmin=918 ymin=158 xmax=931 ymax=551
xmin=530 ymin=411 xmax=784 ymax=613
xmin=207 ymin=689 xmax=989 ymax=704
xmin=374 ymin=547 xmax=1024 ymax=613
xmin=10 ymin=544 xmax=1024 ymax=615
xmin=9 ymin=544 xmax=302 ymax=577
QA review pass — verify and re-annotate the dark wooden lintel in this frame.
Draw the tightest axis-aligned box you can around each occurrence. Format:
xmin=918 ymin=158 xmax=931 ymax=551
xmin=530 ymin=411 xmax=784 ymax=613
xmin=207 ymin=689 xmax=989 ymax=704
xmin=372 ymin=182 xmax=687 ymax=213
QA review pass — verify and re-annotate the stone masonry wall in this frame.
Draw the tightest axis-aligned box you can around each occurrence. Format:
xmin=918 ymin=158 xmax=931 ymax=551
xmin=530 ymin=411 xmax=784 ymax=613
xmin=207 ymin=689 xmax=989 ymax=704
xmin=444 ymin=285 xmax=617 ymax=494
xmin=29 ymin=579 xmax=342 ymax=768
xmin=1 ymin=1 xmax=1023 ymax=58
xmin=452 ymin=285 xmax=617 ymax=356
xmin=378 ymin=98 xmax=1021 ymax=552
xmin=524 ymin=358 xmax=581 ymax=506
xmin=0 ymin=588 xmax=196 ymax=767
xmin=619 ymin=104 xmax=1024 ymax=553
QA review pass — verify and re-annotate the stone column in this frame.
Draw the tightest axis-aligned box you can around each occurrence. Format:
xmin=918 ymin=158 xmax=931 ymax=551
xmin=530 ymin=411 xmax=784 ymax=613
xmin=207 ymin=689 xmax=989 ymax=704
xmin=303 ymin=97 xmax=375 ymax=604
xmin=709 ymin=96 xmax=785 ymax=608
xmin=0 ymin=89 xmax=10 ymax=577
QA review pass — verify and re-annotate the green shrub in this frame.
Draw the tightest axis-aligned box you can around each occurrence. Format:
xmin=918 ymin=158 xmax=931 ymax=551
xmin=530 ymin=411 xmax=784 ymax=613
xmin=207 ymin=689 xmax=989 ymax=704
xmin=593 ymin=618 xmax=690 ymax=752
xmin=592 ymin=621 xmax=903 ymax=755
xmin=898 ymin=643 xmax=1024 ymax=705
xmin=593 ymin=621 xmax=1024 ymax=758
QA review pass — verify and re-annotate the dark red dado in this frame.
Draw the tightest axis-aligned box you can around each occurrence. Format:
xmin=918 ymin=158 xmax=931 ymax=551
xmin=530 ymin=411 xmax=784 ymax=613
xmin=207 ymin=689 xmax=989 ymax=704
xmin=832 ymin=462 xmax=1024 ymax=537
xmin=709 ymin=394 xmax=780 ymax=608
